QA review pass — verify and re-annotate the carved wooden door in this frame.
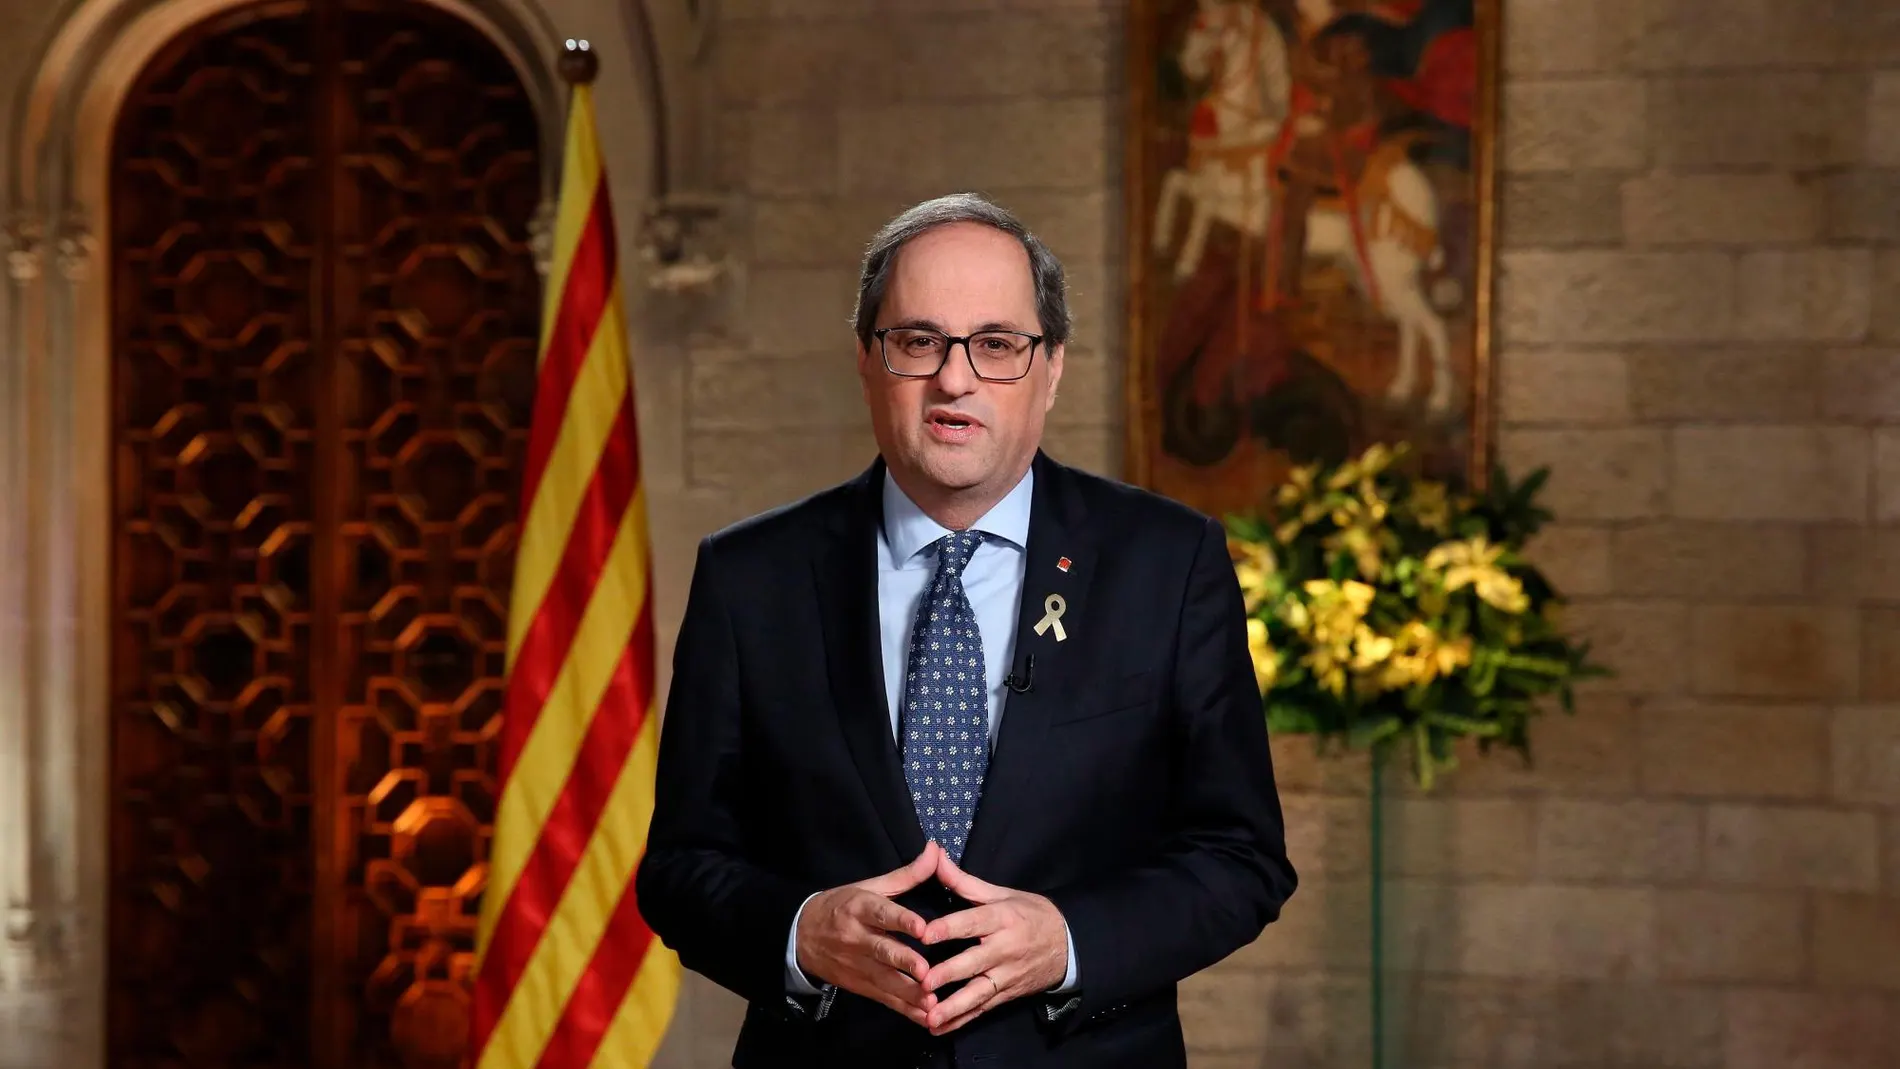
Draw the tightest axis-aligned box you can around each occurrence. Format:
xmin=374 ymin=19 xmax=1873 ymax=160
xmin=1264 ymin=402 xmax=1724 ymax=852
xmin=107 ymin=2 xmax=542 ymax=1066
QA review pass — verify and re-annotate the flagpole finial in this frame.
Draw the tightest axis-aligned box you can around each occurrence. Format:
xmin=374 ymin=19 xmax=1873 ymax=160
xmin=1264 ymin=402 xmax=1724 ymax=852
xmin=559 ymin=38 xmax=598 ymax=85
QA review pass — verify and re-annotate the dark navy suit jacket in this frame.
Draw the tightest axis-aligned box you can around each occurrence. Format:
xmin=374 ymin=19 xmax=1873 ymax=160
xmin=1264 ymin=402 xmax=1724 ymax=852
xmin=635 ymin=451 xmax=1297 ymax=1068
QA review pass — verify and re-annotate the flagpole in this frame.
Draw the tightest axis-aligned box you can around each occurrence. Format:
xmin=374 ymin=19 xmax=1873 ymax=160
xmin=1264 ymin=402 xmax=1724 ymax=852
xmin=554 ymin=38 xmax=599 ymax=338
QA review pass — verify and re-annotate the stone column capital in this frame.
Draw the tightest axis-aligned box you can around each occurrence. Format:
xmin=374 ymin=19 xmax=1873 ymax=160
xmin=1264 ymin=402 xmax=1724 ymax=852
xmin=3 ymin=215 xmax=44 ymax=283
xmin=53 ymin=212 xmax=95 ymax=283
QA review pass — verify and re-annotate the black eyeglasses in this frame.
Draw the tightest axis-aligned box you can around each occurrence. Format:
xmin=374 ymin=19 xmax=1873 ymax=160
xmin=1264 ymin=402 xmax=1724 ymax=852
xmin=873 ymin=327 xmax=1044 ymax=382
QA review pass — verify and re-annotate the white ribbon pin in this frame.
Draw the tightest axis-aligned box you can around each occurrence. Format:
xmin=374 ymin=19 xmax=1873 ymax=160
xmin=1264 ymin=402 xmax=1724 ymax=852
xmin=1034 ymin=593 xmax=1068 ymax=642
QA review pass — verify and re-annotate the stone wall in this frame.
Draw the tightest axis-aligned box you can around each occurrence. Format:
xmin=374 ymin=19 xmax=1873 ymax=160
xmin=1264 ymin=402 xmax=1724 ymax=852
xmin=657 ymin=1 xmax=1900 ymax=1066
xmin=1407 ymin=2 xmax=1897 ymax=1066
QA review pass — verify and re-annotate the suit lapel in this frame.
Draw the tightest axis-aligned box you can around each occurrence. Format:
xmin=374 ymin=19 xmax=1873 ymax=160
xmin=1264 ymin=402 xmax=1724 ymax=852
xmin=960 ymin=453 xmax=1096 ymax=874
xmin=812 ymin=461 xmax=925 ymax=862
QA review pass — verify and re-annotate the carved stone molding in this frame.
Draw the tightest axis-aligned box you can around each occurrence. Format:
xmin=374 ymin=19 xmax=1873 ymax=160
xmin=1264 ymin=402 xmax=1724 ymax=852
xmin=1 ymin=905 xmax=48 ymax=992
xmin=0 ymin=201 xmax=45 ymax=997
xmin=53 ymin=215 xmax=95 ymax=282
xmin=636 ymin=190 xmax=733 ymax=294
xmin=3 ymin=217 xmax=43 ymax=283
xmin=529 ymin=194 xmax=557 ymax=277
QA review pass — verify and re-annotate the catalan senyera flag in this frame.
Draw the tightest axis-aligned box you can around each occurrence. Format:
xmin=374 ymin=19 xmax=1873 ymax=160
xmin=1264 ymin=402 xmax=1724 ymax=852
xmin=468 ymin=74 xmax=680 ymax=1069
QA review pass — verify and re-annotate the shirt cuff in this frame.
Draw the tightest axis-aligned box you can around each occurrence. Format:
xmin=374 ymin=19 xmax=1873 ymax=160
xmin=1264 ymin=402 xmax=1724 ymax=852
xmin=784 ymin=891 xmax=823 ymax=995
xmin=1048 ymin=918 xmax=1079 ymax=993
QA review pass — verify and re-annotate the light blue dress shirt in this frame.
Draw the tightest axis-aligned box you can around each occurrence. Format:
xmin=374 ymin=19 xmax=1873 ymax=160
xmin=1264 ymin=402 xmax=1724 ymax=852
xmin=784 ymin=466 xmax=1079 ymax=996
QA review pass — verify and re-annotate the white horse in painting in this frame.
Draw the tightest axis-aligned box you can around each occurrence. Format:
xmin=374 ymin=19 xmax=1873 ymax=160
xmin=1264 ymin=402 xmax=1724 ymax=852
xmin=1152 ymin=0 xmax=1286 ymax=285
xmin=1151 ymin=0 xmax=1456 ymax=416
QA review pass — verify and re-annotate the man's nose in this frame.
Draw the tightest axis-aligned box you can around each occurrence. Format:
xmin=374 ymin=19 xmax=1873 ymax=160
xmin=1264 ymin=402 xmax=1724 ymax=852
xmin=933 ymin=341 xmax=980 ymax=395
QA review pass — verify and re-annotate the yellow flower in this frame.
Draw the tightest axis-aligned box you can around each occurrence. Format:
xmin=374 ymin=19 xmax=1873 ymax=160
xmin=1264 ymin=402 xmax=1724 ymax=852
xmin=1303 ymin=578 xmax=1375 ymax=624
xmin=1327 ymin=480 xmax=1388 ymax=530
xmin=1307 ymin=645 xmax=1349 ymax=697
xmin=1425 ymin=536 xmax=1530 ymax=614
xmin=1277 ymin=463 xmax=1319 ymax=507
xmin=1229 ymin=538 xmax=1277 ymax=613
xmin=1370 ymin=620 xmax=1473 ymax=691
xmin=1351 ymin=625 xmax=1394 ymax=671
xmin=1318 ymin=665 xmax=1347 ymax=696
xmin=1295 ymin=580 xmax=1377 ymax=698
xmin=1270 ymin=464 xmax=1337 ymax=542
xmin=1424 ymin=534 xmax=1497 ymax=573
xmin=1343 ymin=580 xmax=1376 ymax=616
xmin=1327 ymin=524 xmax=1385 ymax=581
xmin=1421 ymin=623 xmax=1473 ymax=674
xmin=1304 ymin=479 xmax=1395 ymax=581
xmin=1247 ymin=617 xmax=1278 ymax=692
xmin=1358 ymin=481 xmax=1390 ymax=524
xmin=1476 ymin=573 xmax=1530 ymax=614
xmin=1328 ymin=442 xmax=1397 ymax=492
xmin=1279 ymin=596 xmax=1311 ymax=635
xmin=1408 ymin=481 xmax=1450 ymax=533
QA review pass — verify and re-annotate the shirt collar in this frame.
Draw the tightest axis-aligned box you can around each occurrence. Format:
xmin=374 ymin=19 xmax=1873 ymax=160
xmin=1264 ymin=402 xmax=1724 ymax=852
xmin=881 ymin=463 xmax=1034 ymax=567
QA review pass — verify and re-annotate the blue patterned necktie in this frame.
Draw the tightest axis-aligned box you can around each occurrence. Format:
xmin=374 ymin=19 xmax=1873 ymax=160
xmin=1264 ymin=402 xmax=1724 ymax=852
xmin=900 ymin=530 xmax=989 ymax=863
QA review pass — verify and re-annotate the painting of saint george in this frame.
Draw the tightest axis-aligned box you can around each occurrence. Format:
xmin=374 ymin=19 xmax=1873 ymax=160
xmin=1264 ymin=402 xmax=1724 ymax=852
xmin=1125 ymin=0 xmax=1501 ymax=518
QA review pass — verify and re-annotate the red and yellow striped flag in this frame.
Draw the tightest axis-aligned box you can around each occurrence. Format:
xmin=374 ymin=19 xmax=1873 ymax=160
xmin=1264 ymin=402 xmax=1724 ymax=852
xmin=469 ymin=66 xmax=680 ymax=1069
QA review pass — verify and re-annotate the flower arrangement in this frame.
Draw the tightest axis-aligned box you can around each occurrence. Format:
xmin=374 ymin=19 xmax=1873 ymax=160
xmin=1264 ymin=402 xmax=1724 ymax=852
xmin=1226 ymin=443 xmax=1608 ymax=790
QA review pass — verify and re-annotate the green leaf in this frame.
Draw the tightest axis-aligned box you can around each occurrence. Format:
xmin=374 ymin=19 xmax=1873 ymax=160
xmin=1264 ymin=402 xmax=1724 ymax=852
xmin=1497 ymin=652 xmax=1571 ymax=676
xmin=1423 ymin=711 xmax=1505 ymax=736
xmin=1267 ymin=702 xmax=1321 ymax=734
xmin=1349 ymin=714 xmax=1404 ymax=747
xmin=1468 ymin=653 xmax=1499 ymax=697
xmin=1413 ymin=720 xmax=1436 ymax=791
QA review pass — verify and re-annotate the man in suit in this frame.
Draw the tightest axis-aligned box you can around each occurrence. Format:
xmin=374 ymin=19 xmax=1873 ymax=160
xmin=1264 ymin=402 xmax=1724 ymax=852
xmin=636 ymin=193 xmax=1296 ymax=1068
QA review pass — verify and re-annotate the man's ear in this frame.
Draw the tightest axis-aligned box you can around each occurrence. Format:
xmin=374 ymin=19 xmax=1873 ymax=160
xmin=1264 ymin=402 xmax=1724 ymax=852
xmin=1043 ymin=341 xmax=1066 ymax=412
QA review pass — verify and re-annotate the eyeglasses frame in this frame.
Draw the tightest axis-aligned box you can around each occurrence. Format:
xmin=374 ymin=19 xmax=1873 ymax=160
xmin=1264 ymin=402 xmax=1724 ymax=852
xmin=871 ymin=326 xmax=1047 ymax=382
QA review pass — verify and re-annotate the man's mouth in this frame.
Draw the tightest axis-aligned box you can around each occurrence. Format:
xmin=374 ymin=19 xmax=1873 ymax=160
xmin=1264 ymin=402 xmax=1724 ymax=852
xmin=926 ymin=412 xmax=982 ymax=441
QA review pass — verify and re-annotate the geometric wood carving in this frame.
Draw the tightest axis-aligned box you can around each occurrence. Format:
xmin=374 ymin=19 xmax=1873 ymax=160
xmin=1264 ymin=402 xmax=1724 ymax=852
xmin=334 ymin=4 xmax=540 ymax=1065
xmin=109 ymin=4 xmax=539 ymax=1066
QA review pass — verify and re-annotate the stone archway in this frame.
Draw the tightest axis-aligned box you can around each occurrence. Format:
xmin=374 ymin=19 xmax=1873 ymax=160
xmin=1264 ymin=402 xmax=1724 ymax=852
xmin=0 ymin=0 xmax=666 ymax=1065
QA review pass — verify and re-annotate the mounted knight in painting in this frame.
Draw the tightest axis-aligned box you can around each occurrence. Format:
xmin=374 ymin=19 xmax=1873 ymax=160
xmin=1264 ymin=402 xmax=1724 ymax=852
xmin=1130 ymin=0 xmax=1496 ymax=519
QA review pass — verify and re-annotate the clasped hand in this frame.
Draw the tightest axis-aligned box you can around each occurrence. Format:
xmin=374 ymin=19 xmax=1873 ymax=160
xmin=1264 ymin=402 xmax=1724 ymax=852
xmin=793 ymin=840 xmax=1070 ymax=1035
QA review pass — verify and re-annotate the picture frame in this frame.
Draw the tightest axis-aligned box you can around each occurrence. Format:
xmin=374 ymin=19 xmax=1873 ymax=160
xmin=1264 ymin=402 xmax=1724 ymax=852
xmin=1122 ymin=0 xmax=1503 ymax=519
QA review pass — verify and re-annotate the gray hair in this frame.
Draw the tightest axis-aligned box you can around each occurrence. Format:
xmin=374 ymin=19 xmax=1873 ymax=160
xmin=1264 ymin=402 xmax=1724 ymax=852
xmin=850 ymin=192 xmax=1072 ymax=349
